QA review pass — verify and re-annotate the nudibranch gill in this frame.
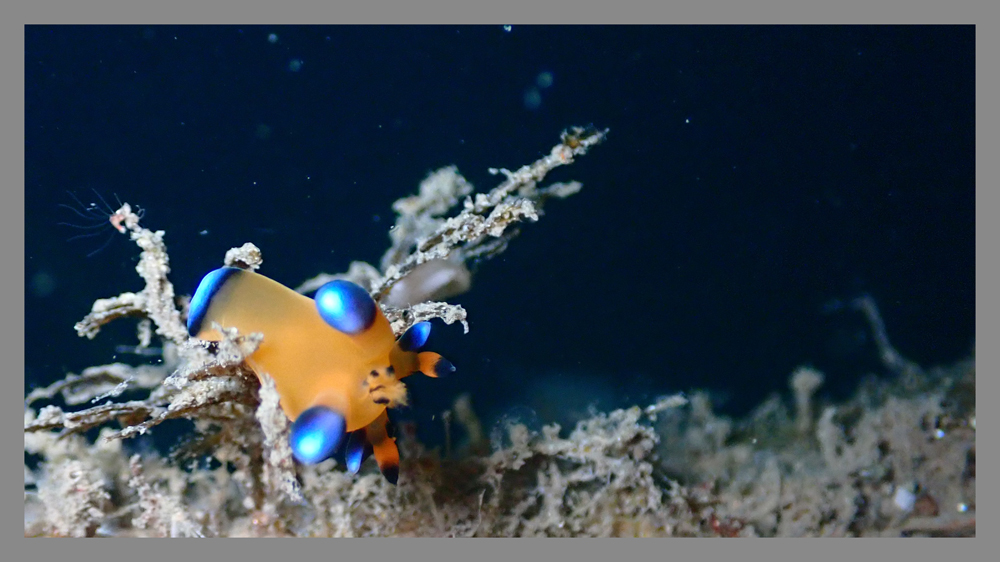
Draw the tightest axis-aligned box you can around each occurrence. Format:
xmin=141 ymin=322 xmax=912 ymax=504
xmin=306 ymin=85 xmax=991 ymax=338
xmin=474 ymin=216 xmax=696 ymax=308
xmin=187 ymin=267 xmax=454 ymax=484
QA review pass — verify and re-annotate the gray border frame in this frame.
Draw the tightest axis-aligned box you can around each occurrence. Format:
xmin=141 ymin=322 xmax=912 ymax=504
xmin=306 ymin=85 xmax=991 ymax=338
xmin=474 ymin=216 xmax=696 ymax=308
xmin=11 ymin=0 xmax=988 ymax=558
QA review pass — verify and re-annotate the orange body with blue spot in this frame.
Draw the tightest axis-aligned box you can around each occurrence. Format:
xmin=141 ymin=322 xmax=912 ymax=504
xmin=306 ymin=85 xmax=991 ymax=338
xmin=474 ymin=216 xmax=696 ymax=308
xmin=187 ymin=267 xmax=453 ymax=483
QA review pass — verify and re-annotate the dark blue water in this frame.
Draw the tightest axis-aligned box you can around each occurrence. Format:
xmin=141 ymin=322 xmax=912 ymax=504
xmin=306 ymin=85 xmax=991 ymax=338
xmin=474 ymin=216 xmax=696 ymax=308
xmin=25 ymin=26 xmax=974 ymax=441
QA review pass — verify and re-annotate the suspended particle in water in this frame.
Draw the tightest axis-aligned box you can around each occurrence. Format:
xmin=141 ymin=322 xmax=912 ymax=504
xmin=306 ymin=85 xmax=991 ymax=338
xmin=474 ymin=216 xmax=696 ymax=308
xmin=502 ymin=25 xmax=512 ymax=33
xmin=523 ymin=86 xmax=542 ymax=110
xmin=29 ymin=270 xmax=56 ymax=298
xmin=288 ymin=58 xmax=304 ymax=72
xmin=267 ymin=33 xmax=279 ymax=44
xmin=536 ymin=71 xmax=554 ymax=89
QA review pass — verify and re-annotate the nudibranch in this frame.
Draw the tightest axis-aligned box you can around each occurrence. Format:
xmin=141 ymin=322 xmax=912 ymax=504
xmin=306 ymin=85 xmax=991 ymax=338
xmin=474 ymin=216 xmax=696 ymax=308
xmin=187 ymin=267 xmax=454 ymax=484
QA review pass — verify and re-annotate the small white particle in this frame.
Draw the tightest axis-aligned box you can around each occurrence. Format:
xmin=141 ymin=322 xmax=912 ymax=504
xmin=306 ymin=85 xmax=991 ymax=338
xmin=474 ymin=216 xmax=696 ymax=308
xmin=894 ymin=487 xmax=916 ymax=512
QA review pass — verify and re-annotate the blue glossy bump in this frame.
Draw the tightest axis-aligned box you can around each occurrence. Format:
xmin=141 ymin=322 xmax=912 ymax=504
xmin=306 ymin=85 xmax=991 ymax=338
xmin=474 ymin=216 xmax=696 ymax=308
xmin=289 ymin=406 xmax=346 ymax=465
xmin=398 ymin=321 xmax=431 ymax=352
xmin=187 ymin=267 xmax=240 ymax=336
xmin=315 ymin=280 xmax=377 ymax=335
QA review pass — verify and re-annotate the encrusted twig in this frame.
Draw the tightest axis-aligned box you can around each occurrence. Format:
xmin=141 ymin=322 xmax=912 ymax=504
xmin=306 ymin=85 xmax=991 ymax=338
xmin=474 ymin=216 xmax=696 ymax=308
xmin=109 ymin=375 xmax=256 ymax=440
xmin=37 ymin=459 xmax=110 ymax=537
xmin=128 ymin=455 xmax=205 ymax=537
xmin=384 ymin=301 xmax=470 ymax=336
xmin=255 ymin=373 xmax=304 ymax=505
xmin=25 ymin=402 xmax=160 ymax=436
xmin=851 ymin=294 xmax=925 ymax=380
xmin=74 ymin=202 xmax=189 ymax=349
xmin=25 ymin=362 xmax=170 ymax=407
xmin=295 ymin=126 xmax=605 ymax=334
xmin=371 ymin=126 xmax=607 ymax=303
xmin=26 ymin=323 xmax=263 ymax=442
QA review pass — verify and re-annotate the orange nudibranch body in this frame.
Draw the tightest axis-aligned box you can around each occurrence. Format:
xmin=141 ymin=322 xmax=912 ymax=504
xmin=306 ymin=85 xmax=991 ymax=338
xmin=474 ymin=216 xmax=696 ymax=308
xmin=187 ymin=267 xmax=453 ymax=483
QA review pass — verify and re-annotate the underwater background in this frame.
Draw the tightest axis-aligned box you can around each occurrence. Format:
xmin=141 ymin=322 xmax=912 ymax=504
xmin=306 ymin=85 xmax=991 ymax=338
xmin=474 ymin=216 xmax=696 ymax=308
xmin=25 ymin=25 xmax=974 ymax=446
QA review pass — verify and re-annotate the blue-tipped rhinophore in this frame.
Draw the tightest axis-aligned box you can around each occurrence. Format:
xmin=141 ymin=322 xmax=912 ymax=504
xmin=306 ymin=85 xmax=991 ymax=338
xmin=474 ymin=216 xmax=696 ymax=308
xmin=398 ymin=321 xmax=431 ymax=352
xmin=314 ymin=280 xmax=377 ymax=335
xmin=434 ymin=356 xmax=456 ymax=378
xmin=289 ymin=406 xmax=346 ymax=465
xmin=344 ymin=430 xmax=367 ymax=474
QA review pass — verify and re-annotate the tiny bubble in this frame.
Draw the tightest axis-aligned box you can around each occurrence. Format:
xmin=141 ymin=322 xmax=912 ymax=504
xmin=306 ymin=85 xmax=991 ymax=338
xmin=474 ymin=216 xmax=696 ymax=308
xmin=29 ymin=270 xmax=56 ymax=298
xmin=523 ymin=87 xmax=542 ymax=110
